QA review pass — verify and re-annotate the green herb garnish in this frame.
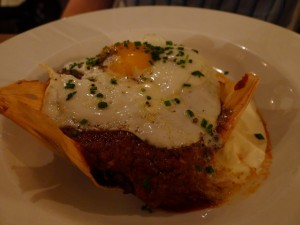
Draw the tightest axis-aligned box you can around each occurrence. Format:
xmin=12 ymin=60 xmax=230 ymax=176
xmin=90 ymin=84 xmax=97 ymax=94
xmin=173 ymin=98 xmax=180 ymax=104
xmin=176 ymin=59 xmax=185 ymax=65
xmin=186 ymin=109 xmax=194 ymax=117
xmin=80 ymin=119 xmax=88 ymax=125
xmin=166 ymin=40 xmax=173 ymax=46
xmin=70 ymin=69 xmax=79 ymax=78
xmin=66 ymin=91 xmax=77 ymax=100
xmin=123 ymin=40 xmax=129 ymax=48
xmin=254 ymin=133 xmax=265 ymax=140
xmin=64 ymin=80 xmax=75 ymax=89
xmin=182 ymin=83 xmax=191 ymax=87
xmin=96 ymin=93 xmax=104 ymax=98
xmin=134 ymin=41 xmax=142 ymax=46
xmin=206 ymin=124 xmax=213 ymax=136
xmin=205 ymin=165 xmax=215 ymax=174
xmin=191 ymin=70 xmax=204 ymax=77
xmin=110 ymin=78 xmax=118 ymax=85
xmin=86 ymin=56 xmax=98 ymax=67
xmin=98 ymin=101 xmax=108 ymax=109
xmin=69 ymin=62 xmax=83 ymax=70
xmin=176 ymin=51 xmax=184 ymax=57
xmin=201 ymin=118 xmax=208 ymax=128
xmin=164 ymin=100 xmax=171 ymax=107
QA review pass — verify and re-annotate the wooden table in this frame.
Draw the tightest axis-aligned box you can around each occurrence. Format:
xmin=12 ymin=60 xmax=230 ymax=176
xmin=0 ymin=34 xmax=15 ymax=43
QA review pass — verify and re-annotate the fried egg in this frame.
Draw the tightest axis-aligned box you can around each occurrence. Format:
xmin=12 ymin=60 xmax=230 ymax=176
xmin=42 ymin=36 xmax=269 ymax=177
xmin=43 ymin=36 xmax=221 ymax=148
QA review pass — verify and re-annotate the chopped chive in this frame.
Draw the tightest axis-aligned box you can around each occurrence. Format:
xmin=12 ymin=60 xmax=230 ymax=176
xmin=141 ymin=88 xmax=146 ymax=92
xmin=191 ymin=70 xmax=204 ymax=77
xmin=80 ymin=119 xmax=88 ymax=125
xmin=205 ymin=165 xmax=215 ymax=174
xmin=164 ymin=100 xmax=171 ymax=107
xmin=123 ymin=40 xmax=129 ymax=48
xmin=173 ymin=98 xmax=180 ymax=104
xmin=192 ymin=49 xmax=199 ymax=53
xmin=166 ymin=40 xmax=173 ymax=46
xmin=134 ymin=41 xmax=142 ymax=46
xmin=64 ymin=80 xmax=75 ymax=89
xmin=176 ymin=59 xmax=185 ymax=65
xmin=151 ymin=51 xmax=161 ymax=61
xmin=70 ymin=69 xmax=79 ymax=78
xmin=176 ymin=51 xmax=184 ymax=57
xmin=96 ymin=93 xmax=104 ymax=98
xmin=254 ymin=133 xmax=265 ymax=140
xmin=86 ymin=56 xmax=98 ymax=67
xmin=201 ymin=118 xmax=208 ymax=128
xmin=140 ymin=76 xmax=147 ymax=82
xmin=60 ymin=67 xmax=68 ymax=74
xmin=146 ymin=95 xmax=152 ymax=100
xmin=110 ymin=78 xmax=118 ymax=85
xmin=186 ymin=109 xmax=194 ymax=117
xmin=90 ymin=85 xmax=97 ymax=94
xmin=224 ymin=70 xmax=229 ymax=75
xmin=206 ymin=124 xmax=213 ymax=136
xmin=69 ymin=62 xmax=83 ymax=70
xmin=66 ymin=91 xmax=77 ymax=100
xmin=98 ymin=101 xmax=108 ymax=109
xmin=69 ymin=63 xmax=77 ymax=70
xmin=183 ymin=83 xmax=191 ymax=87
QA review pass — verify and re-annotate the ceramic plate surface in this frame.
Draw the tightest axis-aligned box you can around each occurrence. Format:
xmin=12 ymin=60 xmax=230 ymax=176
xmin=0 ymin=6 xmax=299 ymax=225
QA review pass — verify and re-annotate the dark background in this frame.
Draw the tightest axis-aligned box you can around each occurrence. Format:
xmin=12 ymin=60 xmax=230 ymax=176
xmin=0 ymin=0 xmax=299 ymax=34
xmin=0 ymin=0 xmax=66 ymax=33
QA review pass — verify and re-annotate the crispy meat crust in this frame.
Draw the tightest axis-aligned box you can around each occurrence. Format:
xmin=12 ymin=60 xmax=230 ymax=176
xmin=61 ymin=127 xmax=227 ymax=211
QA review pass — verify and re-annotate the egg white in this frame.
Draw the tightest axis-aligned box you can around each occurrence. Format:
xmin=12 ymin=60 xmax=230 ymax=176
xmin=43 ymin=36 xmax=269 ymax=176
xmin=43 ymin=37 xmax=221 ymax=148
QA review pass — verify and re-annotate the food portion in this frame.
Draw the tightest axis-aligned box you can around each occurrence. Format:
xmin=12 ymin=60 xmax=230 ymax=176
xmin=43 ymin=38 xmax=222 ymax=149
xmin=0 ymin=36 xmax=271 ymax=211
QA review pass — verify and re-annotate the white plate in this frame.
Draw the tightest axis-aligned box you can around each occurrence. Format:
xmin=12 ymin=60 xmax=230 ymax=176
xmin=0 ymin=6 xmax=299 ymax=225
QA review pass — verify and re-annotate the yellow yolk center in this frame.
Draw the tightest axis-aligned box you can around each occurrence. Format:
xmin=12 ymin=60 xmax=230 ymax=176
xmin=108 ymin=43 xmax=152 ymax=77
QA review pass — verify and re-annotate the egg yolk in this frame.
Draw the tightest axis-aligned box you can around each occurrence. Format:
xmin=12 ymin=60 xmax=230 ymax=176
xmin=108 ymin=42 xmax=152 ymax=77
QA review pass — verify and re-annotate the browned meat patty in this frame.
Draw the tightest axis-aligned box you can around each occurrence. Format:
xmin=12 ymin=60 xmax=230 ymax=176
xmin=61 ymin=127 xmax=225 ymax=211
